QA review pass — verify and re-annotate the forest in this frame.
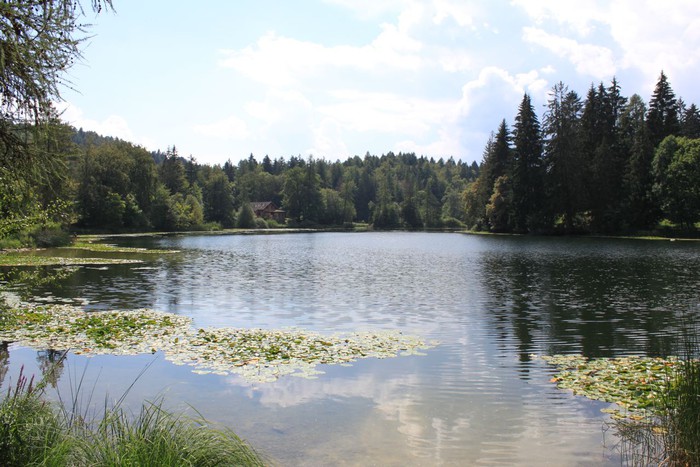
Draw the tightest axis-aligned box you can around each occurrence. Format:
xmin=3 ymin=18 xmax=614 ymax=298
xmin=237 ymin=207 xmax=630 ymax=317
xmin=1 ymin=71 xmax=700 ymax=247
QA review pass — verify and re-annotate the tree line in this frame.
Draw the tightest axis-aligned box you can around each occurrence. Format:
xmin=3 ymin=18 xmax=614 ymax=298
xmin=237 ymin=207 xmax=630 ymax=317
xmin=2 ymin=73 xmax=699 ymax=243
xmin=465 ymin=72 xmax=700 ymax=234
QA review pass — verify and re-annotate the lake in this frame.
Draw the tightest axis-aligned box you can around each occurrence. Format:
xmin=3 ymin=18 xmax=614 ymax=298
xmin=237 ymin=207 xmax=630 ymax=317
xmin=2 ymin=232 xmax=699 ymax=465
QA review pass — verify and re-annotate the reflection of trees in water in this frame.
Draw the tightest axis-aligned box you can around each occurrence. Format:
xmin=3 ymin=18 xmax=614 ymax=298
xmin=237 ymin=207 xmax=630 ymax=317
xmin=0 ymin=341 xmax=8 ymax=388
xmin=478 ymin=244 xmax=700 ymax=359
xmin=36 ymin=349 xmax=66 ymax=388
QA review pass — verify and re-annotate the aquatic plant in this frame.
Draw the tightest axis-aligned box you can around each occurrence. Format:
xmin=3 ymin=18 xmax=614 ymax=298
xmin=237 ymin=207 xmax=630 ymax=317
xmin=0 ymin=252 xmax=142 ymax=267
xmin=540 ymin=349 xmax=700 ymax=465
xmin=540 ymin=354 xmax=680 ymax=420
xmin=61 ymin=241 xmax=179 ymax=254
xmin=0 ymin=303 xmax=434 ymax=383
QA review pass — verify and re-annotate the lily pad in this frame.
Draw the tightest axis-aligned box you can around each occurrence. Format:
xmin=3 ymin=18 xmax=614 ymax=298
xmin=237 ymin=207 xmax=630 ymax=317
xmin=537 ymin=354 xmax=681 ymax=420
xmin=0 ymin=302 xmax=435 ymax=383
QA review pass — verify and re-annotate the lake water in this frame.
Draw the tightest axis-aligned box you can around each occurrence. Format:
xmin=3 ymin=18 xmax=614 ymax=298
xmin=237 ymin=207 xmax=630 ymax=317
xmin=2 ymin=232 xmax=699 ymax=465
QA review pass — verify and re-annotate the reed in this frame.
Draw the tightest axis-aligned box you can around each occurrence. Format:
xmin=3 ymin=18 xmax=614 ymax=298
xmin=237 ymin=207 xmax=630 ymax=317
xmin=0 ymin=364 xmax=266 ymax=466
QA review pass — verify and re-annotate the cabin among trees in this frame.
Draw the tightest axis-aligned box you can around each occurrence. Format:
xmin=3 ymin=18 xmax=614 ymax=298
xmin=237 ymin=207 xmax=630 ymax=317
xmin=250 ymin=202 xmax=286 ymax=223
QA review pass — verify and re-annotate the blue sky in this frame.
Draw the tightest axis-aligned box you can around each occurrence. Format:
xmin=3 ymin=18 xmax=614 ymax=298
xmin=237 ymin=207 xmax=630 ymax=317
xmin=60 ymin=0 xmax=700 ymax=166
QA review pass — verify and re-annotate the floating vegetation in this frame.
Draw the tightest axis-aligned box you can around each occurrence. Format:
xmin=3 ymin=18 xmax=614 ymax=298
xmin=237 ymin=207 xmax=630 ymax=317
xmin=0 ymin=303 xmax=434 ymax=383
xmin=538 ymin=354 xmax=681 ymax=420
xmin=0 ymin=252 xmax=143 ymax=267
xmin=61 ymin=241 xmax=179 ymax=254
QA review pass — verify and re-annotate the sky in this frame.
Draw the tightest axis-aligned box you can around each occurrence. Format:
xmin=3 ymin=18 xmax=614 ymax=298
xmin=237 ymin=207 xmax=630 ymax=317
xmin=59 ymin=0 xmax=700 ymax=166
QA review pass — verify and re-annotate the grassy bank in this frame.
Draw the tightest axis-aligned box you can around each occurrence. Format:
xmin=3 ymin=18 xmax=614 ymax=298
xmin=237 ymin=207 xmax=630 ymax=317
xmin=0 ymin=367 xmax=266 ymax=466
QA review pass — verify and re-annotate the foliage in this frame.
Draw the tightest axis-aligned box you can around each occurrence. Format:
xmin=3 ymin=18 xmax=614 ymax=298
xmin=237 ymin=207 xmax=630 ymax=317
xmin=652 ymin=136 xmax=700 ymax=228
xmin=236 ymin=203 xmax=256 ymax=229
xmin=0 ymin=369 xmax=265 ymax=467
xmin=0 ymin=300 xmax=433 ymax=383
xmin=0 ymin=368 xmax=69 ymax=466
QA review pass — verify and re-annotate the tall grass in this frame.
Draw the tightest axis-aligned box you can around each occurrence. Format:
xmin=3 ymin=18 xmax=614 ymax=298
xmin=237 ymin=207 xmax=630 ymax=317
xmin=616 ymin=328 xmax=700 ymax=466
xmin=658 ymin=333 xmax=700 ymax=465
xmin=0 ymin=365 xmax=266 ymax=466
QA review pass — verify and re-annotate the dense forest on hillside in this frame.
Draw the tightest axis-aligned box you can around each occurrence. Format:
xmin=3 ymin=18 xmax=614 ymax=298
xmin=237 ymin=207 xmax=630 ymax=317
xmin=2 ymin=71 xmax=700 ymax=246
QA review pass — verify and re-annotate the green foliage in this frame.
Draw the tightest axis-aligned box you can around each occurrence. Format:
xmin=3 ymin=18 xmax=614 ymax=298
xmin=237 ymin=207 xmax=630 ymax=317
xmin=0 ymin=369 xmax=264 ymax=467
xmin=0 ymin=368 xmax=70 ymax=467
xmin=236 ymin=203 xmax=256 ymax=229
xmin=652 ymin=136 xmax=700 ymax=228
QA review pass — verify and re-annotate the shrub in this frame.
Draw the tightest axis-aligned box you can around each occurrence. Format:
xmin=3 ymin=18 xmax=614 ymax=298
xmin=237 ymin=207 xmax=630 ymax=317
xmin=254 ymin=217 xmax=268 ymax=229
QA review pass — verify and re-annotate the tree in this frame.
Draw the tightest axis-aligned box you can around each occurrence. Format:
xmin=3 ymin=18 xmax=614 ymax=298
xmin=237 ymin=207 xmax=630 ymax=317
xmin=203 ymin=170 xmax=235 ymax=227
xmin=236 ymin=202 xmax=256 ymax=228
xmin=159 ymin=147 xmax=189 ymax=195
xmin=282 ymin=163 xmax=322 ymax=223
xmin=680 ymin=103 xmax=700 ymax=139
xmin=543 ymin=82 xmax=585 ymax=232
xmin=652 ymin=136 xmax=700 ymax=228
xmin=486 ymin=175 xmax=513 ymax=232
xmin=621 ymin=94 xmax=657 ymax=228
xmin=0 ymin=1 xmax=112 ymax=229
xmin=580 ymin=80 xmax=628 ymax=232
xmin=647 ymin=71 xmax=680 ymax=147
xmin=511 ymin=94 xmax=544 ymax=232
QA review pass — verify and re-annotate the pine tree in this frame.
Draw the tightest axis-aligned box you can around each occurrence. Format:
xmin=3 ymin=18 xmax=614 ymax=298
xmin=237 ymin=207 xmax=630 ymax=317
xmin=621 ymin=94 xmax=657 ymax=228
xmin=511 ymin=94 xmax=544 ymax=232
xmin=680 ymin=103 xmax=700 ymax=139
xmin=543 ymin=82 xmax=584 ymax=232
xmin=647 ymin=71 xmax=680 ymax=147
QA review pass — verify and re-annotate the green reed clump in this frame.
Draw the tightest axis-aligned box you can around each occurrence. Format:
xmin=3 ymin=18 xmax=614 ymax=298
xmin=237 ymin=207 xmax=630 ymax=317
xmin=0 ymin=366 xmax=265 ymax=466
xmin=74 ymin=401 xmax=265 ymax=467
xmin=616 ymin=330 xmax=700 ymax=466
xmin=0 ymin=367 xmax=72 ymax=466
xmin=658 ymin=337 xmax=700 ymax=465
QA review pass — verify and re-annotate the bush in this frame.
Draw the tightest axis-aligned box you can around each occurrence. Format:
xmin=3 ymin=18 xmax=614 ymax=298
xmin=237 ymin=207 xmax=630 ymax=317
xmin=254 ymin=217 xmax=268 ymax=229
xmin=265 ymin=219 xmax=282 ymax=229
xmin=31 ymin=223 xmax=72 ymax=247
xmin=236 ymin=204 xmax=256 ymax=229
xmin=441 ymin=217 xmax=466 ymax=229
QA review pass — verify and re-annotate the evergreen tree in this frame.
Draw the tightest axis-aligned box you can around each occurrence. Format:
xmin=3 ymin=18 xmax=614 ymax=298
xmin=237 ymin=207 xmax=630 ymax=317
xmin=543 ymin=82 xmax=584 ymax=232
xmin=511 ymin=94 xmax=544 ymax=232
xmin=680 ymin=103 xmax=700 ymax=138
xmin=159 ymin=147 xmax=189 ymax=195
xmin=621 ymin=94 xmax=657 ymax=228
xmin=647 ymin=71 xmax=680 ymax=147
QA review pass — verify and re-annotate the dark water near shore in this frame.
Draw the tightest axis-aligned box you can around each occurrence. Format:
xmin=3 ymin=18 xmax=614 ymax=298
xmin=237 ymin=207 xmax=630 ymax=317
xmin=2 ymin=232 xmax=699 ymax=465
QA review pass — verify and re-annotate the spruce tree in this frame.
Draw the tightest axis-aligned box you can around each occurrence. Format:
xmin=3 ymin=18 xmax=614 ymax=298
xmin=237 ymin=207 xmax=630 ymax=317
xmin=543 ymin=82 xmax=584 ymax=232
xmin=647 ymin=71 xmax=680 ymax=147
xmin=512 ymin=94 xmax=544 ymax=233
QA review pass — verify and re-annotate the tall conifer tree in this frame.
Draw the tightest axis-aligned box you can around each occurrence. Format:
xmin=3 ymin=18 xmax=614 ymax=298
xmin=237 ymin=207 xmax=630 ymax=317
xmin=647 ymin=71 xmax=680 ymax=147
xmin=512 ymin=94 xmax=544 ymax=232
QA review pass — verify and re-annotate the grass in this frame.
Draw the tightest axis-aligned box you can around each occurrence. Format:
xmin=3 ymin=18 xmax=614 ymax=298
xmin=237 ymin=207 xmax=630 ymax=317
xmin=655 ymin=334 xmax=700 ymax=466
xmin=0 ymin=366 xmax=266 ymax=466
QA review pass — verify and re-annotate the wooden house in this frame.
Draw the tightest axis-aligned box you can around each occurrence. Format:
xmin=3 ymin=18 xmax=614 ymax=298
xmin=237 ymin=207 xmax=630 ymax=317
xmin=250 ymin=201 xmax=286 ymax=223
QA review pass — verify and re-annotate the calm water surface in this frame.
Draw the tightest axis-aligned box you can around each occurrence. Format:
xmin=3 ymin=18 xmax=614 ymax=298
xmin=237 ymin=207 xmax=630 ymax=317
xmin=2 ymin=232 xmax=699 ymax=465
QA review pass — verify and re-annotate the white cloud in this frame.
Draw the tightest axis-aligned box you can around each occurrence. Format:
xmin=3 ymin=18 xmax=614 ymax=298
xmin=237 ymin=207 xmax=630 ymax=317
xmin=522 ymin=27 xmax=616 ymax=79
xmin=432 ymin=0 xmax=478 ymax=28
xmin=58 ymin=102 xmax=155 ymax=149
xmin=218 ymin=25 xmax=423 ymax=88
xmin=514 ymin=1 xmax=700 ymax=86
xmin=308 ymin=118 xmax=350 ymax=158
xmin=319 ymin=89 xmax=450 ymax=135
xmin=193 ymin=116 xmax=249 ymax=140
xmin=459 ymin=66 xmax=544 ymax=117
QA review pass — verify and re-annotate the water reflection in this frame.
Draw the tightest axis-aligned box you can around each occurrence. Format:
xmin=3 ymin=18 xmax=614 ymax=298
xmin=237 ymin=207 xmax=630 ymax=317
xmin=476 ymin=236 xmax=700 ymax=359
xmin=2 ymin=232 xmax=698 ymax=465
